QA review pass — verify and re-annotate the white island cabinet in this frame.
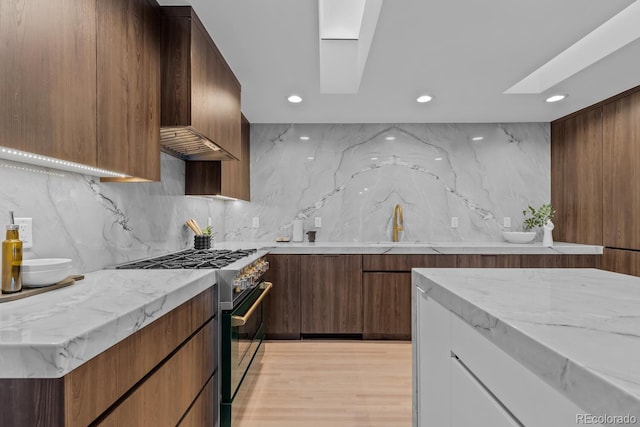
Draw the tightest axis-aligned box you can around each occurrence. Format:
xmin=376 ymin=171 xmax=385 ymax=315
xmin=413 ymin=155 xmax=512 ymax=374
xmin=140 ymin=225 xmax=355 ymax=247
xmin=413 ymin=268 xmax=640 ymax=427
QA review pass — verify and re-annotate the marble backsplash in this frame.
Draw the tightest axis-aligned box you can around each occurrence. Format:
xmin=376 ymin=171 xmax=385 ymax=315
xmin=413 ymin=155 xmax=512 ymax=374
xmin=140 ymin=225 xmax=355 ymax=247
xmin=0 ymin=153 xmax=225 ymax=273
xmin=225 ymin=123 xmax=550 ymax=243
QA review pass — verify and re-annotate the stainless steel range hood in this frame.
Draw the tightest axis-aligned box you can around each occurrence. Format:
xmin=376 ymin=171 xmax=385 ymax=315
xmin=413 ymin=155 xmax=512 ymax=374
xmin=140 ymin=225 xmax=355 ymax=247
xmin=160 ymin=127 xmax=237 ymax=161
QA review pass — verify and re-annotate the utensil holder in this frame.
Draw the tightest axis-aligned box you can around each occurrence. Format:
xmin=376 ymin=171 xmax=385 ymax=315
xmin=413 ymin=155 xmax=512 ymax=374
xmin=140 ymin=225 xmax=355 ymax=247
xmin=194 ymin=235 xmax=211 ymax=250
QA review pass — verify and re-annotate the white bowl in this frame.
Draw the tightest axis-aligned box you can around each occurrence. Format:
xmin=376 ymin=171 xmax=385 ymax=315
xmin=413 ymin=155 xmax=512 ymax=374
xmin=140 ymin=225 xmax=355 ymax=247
xmin=502 ymin=231 xmax=536 ymax=244
xmin=21 ymin=258 xmax=72 ymax=287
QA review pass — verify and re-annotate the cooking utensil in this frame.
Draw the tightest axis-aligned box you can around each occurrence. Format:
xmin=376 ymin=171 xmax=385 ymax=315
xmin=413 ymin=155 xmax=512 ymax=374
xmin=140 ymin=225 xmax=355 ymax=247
xmin=185 ymin=220 xmax=201 ymax=235
xmin=190 ymin=219 xmax=203 ymax=235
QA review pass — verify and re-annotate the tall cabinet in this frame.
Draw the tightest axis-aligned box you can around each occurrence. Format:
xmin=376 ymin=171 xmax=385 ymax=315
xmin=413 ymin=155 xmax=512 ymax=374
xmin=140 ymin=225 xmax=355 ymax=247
xmin=550 ymin=109 xmax=602 ymax=245
xmin=603 ymin=91 xmax=640 ymax=250
xmin=551 ymin=85 xmax=640 ymax=276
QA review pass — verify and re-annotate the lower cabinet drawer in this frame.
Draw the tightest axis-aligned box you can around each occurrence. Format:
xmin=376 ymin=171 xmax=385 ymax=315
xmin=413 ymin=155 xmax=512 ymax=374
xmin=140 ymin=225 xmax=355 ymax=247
xmin=179 ymin=372 xmax=217 ymax=427
xmin=451 ymin=357 xmax=519 ymax=427
xmin=98 ymin=319 xmax=215 ymax=427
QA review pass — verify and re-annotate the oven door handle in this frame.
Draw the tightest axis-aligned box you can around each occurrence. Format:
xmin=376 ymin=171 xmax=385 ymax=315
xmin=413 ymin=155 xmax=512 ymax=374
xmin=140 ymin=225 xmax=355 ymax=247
xmin=231 ymin=282 xmax=273 ymax=326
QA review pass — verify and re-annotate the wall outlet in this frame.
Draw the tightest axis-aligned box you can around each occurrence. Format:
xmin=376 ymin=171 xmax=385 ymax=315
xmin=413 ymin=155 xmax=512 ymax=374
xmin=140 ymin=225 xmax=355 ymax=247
xmin=252 ymin=217 xmax=260 ymax=228
xmin=15 ymin=217 xmax=33 ymax=249
xmin=315 ymin=217 xmax=322 ymax=228
xmin=451 ymin=217 xmax=459 ymax=228
xmin=503 ymin=217 xmax=511 ymax=228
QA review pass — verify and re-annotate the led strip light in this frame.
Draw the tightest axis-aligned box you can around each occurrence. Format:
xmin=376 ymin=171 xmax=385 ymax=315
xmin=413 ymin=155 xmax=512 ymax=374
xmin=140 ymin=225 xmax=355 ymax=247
xmin=0 ymin=147 xmax=128 ymax=178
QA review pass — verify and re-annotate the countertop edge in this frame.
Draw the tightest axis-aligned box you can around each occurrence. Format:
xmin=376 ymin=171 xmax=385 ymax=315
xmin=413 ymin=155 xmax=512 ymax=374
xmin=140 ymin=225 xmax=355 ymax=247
xmin=412 ymin=268 xmax=640 ymax=419
xmin=0 ymin=269 xmax=217 ymax=379
xmin=215 ymin=241 xmax=604 ymax=255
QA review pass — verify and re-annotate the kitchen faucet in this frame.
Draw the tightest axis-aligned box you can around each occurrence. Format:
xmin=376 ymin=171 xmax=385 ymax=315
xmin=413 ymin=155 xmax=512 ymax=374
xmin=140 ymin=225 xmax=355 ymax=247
xmin=393 ymin=204 xmax=404 ymax=242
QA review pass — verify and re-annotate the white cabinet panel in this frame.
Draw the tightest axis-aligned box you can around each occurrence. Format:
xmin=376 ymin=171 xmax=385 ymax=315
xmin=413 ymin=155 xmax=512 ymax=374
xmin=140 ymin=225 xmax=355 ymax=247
xmin=451 ymin=357 xmax=520 ymax=427
xmin=414 ymin=288 xmax=451 ymax=427
xmin=450 ymin=312 xmax=597 ymax=427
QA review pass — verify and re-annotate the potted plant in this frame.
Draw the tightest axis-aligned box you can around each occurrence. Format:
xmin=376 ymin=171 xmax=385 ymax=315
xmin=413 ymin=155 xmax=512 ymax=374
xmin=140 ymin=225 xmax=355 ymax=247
xmin=502 ymin=204 xmax=555 ymax=244
xmin=522 ymin=204 xmax=555 ymax=232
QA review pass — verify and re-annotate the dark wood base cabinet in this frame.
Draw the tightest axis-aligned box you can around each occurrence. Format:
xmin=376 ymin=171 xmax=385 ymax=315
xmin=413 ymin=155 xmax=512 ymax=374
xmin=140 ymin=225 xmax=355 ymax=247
xmin=0 ymin=287 xmax=217 ymax=427
xmin=264 ymin=254 xmax=302 ymax=339
xmin=363 ymin=272 xmax=412 ymax=340
xmin=602 ymin=248 xmax=640 ymax=276
xmin=264 ymin=253 xmax=601 ymax=342
xmin=301 ymin=255 xmax=363 ymax=335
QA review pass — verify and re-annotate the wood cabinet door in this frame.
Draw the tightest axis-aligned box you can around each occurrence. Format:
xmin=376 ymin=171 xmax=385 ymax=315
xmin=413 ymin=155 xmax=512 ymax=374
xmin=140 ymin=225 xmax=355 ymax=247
xmin=363 ymin=273 xmax=411 ymax=340
xmin=363 ymin=254 xmax=457 ymax=271
xmin=0 ymin=0 xmax=97 ymax=166
xmin=221 ymin=114 xmax=251 ymax=200
xmin=551 ymin=110 xmax=603 ymax=245
xmin=213 ymin=48 xmax=242 ymax=160
xmin=603 ymin=91 xmax=640 ymax=249
xmin=457 ymin=255 xmax=520 ymax=268
xmin=97 ymin=0 xmax=161 ymax=181
xmin=301 ymin=255 xmax=362 ymax=334
xmin=264 ymin=255 xmax=301 ymax=339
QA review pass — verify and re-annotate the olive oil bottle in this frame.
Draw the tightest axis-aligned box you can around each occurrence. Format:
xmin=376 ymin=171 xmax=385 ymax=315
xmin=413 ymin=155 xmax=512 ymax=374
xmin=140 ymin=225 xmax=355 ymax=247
xmin=2 ymin=224 xmax=22 ymax=293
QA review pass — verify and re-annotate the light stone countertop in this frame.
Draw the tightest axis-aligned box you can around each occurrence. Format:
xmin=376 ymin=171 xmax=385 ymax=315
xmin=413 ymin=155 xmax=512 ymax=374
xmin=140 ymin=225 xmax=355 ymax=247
xmin=0 ymin=269 xmax=216 ymax=378
xmin=413 ymin=268 xmax=640 ymax=420
xmin=215 ymin=241 xmax=603 ymax=255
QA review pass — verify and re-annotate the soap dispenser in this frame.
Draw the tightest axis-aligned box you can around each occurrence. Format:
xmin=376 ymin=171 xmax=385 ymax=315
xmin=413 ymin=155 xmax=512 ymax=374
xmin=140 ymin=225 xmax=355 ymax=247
xmin=2 ymin=224 xmax=23 ymax=293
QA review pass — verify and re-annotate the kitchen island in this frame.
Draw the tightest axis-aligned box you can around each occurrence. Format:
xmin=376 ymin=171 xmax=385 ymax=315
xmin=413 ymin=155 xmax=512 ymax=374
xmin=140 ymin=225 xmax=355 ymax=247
xmin=413 ymin=268 xmax=640 ymax=426
xmin=0 ymin=269 xmax=218 ymax=426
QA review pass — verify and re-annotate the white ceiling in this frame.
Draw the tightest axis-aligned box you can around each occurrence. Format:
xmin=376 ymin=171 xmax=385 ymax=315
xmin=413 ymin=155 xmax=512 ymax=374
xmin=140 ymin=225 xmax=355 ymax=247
xmin=158 ymin=0 xmax=640 ymax=123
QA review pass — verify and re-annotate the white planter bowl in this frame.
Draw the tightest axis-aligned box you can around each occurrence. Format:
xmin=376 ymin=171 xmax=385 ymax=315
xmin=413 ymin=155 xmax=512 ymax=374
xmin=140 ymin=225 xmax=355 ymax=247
xmin=502 ymin=231 xmax=536 ymax=244
xmin=21 ymin=258 xmax=72 ymax=287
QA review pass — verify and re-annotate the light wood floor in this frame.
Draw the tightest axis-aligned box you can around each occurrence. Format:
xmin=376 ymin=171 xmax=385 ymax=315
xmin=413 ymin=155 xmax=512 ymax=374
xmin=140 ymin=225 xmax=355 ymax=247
xmin=234 ymin=340 xmax=412 ymax=427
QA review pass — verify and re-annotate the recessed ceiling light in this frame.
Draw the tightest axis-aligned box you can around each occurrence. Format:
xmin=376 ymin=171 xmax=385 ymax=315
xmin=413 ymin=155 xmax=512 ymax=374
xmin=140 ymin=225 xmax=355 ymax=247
xmin=307 ymin=156 xmax=315 ymax=160
xmin=371 ymin=157 xmax=378 ymax=161
xmin=472 ymin=136 xmax=484 ymax=141
xmin=288 ymin=95 xmax=303 ymax=103
xmin=300 ymin=136 xmax=310 ymax=140
xmin=434 ymin=157 xmax=443 ymax=161
xmin=545 ymin=94 xmax=566 ymax=103
xmin=385 ymin=136 xmax=396 ymax=140
xmin=416 ymin=95 xmax=432 ymax=103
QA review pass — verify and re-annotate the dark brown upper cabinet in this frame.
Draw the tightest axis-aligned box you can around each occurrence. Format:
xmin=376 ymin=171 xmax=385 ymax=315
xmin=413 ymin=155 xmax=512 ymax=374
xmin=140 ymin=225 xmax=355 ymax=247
xmin=97 ymin=0 xmax=161 ymax=182
xmin=185 ymin=114 xmax=250 ymax=200
xmin=0 ymin=0 xmax=98 ymax=167
xmin=160 ymin=7 xmax=241 ymax=161
xmin=0 ymin=0 xmax=161 ymax=182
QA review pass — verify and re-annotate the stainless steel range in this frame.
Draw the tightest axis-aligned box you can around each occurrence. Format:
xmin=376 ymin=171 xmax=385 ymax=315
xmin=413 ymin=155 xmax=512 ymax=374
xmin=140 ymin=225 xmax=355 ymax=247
xmin=116 ymin=248 xmax=272 ymax=427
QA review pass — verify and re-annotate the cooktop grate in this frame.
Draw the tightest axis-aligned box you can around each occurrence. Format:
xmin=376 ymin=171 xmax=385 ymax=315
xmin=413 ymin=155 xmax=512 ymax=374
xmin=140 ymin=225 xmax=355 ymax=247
xmin=116 ymin=249 xmax=257 ymax=269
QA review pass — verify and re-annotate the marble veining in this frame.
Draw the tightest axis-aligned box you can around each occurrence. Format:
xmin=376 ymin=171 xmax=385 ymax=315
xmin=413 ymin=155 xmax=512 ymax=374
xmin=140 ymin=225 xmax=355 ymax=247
xmin=0 ymin=269 xmax=216 ymax=378
xmin=414 ymin=268 xmax=640 ymax=419
xmin=225 ymin=123 xmax=549 ymax=243
xmin=0 ymin=153 xmax=225 ymax=273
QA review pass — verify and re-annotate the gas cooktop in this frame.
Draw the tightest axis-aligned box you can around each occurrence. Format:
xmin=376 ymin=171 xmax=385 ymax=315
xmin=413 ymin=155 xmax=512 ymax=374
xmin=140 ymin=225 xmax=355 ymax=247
xmin=115 ymin=249 xmax=258 ymax=270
